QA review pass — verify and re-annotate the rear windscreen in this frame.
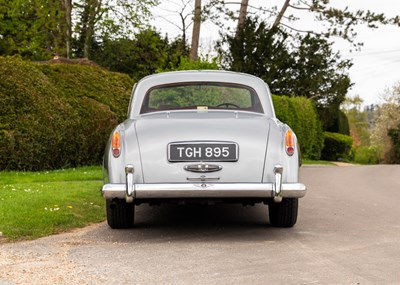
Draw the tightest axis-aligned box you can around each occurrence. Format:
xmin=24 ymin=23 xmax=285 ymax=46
xmin=140 ymin=83 xmax=263 ymax=114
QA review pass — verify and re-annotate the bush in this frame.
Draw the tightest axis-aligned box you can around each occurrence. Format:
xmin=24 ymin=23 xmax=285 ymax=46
xmin=0 ymin=57 xmax=133 ymax=171
xmin=388 ymin=126 xmax=400 ymax=163
xmin=157 ymin=56 xmax=219 ymax=72
xmin=272 ymin=95 xmax=324 ymax=159
xmin=326 ymin=110 xmax=350 ymax=135
xmin=321 ymin=132 xmax=353 ymax=161
xmin=353 ymin=146 xmax=380 ymax=164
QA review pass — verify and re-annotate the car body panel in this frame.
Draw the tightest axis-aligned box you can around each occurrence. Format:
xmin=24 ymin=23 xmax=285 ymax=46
xmin=135 ymin=111 xmax=269 ymax=183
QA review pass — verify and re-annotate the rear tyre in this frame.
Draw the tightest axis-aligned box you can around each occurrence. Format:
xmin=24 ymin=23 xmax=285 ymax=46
xmin=268 ymin=198 xmax=298 ymax=227
xmin=106 ymin=199 xmax=135 ymax=229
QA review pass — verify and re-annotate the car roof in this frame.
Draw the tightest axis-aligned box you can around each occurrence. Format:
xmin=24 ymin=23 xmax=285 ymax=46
xmin=128 ymin=70 xmax=275 ymax=118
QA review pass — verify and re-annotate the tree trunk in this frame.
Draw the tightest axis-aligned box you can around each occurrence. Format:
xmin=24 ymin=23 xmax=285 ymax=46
xmin=83 ymin=0 xmax=101 ymax=58
xmin=272 ymin=0 xmax=291 ymax=29
xmin=190 ymin=0 xmax=201 ymax=61
xmin=61 ymin=0 xmax=72 ymax=58
xmin=235 ymin=0 xmax=249 ymax=38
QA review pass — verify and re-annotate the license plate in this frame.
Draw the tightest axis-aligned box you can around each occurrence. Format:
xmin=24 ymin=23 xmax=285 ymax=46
xmin=168 ymin=142 xmax=238 ymax=162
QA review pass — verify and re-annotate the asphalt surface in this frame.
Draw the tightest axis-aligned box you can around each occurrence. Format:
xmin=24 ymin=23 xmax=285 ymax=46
xmin=1 ymin=164 xmax=400 ymax=284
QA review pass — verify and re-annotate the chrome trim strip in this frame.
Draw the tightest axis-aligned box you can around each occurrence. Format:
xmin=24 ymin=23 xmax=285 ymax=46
xmin=102 ymin=182 xmax=306 ymax=200
xmin=186 ymin=176 xmax=220 ymax=181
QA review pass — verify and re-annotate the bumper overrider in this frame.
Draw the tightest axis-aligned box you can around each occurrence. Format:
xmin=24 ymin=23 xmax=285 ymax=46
xmin=102 ymin=165 xmax=306 ymax=203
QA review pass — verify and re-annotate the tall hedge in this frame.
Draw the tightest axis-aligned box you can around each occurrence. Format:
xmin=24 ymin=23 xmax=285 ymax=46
xmin=272 ymin=95 xmax=324 ymax=159
xmin=321 ymin=132 xmax=353 ymax=161
xmin=0 ymin=57 xmax=133 ymax=170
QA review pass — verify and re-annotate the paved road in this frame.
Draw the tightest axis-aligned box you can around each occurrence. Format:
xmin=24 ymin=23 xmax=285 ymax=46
xmin=1 ymin=165 xmax=400 ymax=284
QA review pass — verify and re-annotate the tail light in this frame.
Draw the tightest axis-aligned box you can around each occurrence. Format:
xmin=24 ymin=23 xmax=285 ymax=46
xmin=112 ymin=131 xmax=121 ymax=157
xmin=285 ymin=129 xmax=295 ymax=156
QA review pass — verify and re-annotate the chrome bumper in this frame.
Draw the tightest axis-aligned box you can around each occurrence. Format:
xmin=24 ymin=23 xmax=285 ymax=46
xmin=102 ymin=182 xmax=306 ymax=201
xmin=102 ymin=164 xmax=306 ymax=203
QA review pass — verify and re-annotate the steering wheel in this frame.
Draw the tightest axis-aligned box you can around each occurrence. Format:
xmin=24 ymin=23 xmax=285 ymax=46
xmin=216 ymin=103 xmax=240 ymax=109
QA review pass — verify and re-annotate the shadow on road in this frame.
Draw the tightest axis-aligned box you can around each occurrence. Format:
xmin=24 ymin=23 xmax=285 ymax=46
xmin=90 ymin=204 xmax=295 ymax=244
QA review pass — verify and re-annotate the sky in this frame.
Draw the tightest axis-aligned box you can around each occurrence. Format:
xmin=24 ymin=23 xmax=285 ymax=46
xmin=323 ymin=0 xmax=400 ymax=106
xmin=152 ymin=1 xmax=400 ymax=106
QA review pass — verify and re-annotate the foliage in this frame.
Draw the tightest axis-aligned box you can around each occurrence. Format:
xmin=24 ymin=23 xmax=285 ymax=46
xmin=321 ymin=132 xmax=353 ymax=161
xmin=341 ymin=96 xmax=380 ymax=164
xmin=219 ymin=17 xmax=353 ymax=131
xmin=205 ymin=0 xmax=400 ymax=49
xmin=158 ymin=55 xmax=219 ymax=72
xmin=353 ymin=146 xmax=380 ymax=165
xmin=388 ymin=125 xmax=400 ymax=164
xmin=74 ymin=0 xmax=159 ymax=58
xmin=91 ymin=30 xmax=191 ymax=80
xmin=342 ymin=96 xmax=371 ymax=146
xmin=219 ymin=20 xmax=292 ymax=89
xmin=337 ymin=110 xmax=350 ymax=135
xmin=0 ymin=166 xmax=104 ymax=241
xmin=0 ymin=56 xmax=133 ymax=171
xmin=92 ymin=30 xmax=168 ymax=81
xmin=0 ymin=0 xmax=67 ymax=60
xmin=294 ymin=33 xmax=352 ymax=131
xmin=370 ymin=82 xmax=400 ymax=163
xmin=272 ymin=95 xmax=324 ymax=160
xmin=0 ymin=0 xmax=158 ymax=59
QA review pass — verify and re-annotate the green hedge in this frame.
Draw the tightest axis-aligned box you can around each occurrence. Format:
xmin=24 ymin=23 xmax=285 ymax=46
xmin=272 ymin=95 xmax=324 ymax=159
xmin=0 ymin=57 xmax=133 ymax=170
xmin=320 ymin=132 xmax=353 ymax=161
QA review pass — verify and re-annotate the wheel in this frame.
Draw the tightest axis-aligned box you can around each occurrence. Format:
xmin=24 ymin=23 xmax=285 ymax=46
xmin=106 ymin=199 xmax=135 ymax=229
xmin=268 ymin=198 xmax=298 ymax=227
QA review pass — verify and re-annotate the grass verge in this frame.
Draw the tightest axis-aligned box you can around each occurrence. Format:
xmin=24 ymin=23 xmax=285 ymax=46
xmin=0 ymin=166 xmax=105 ymax=241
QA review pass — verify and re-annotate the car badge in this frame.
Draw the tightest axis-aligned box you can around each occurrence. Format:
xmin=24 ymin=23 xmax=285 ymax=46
xmin=184 ymin=163 xmax=222 ymax=173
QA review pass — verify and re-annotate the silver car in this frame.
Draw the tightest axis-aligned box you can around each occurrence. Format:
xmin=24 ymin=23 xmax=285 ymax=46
xmin=102 ymin=70 xmax=306 ymax=228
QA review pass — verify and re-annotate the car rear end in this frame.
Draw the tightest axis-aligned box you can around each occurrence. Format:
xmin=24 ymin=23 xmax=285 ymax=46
xmin=102 ymin=71 xmax=306 ymax=228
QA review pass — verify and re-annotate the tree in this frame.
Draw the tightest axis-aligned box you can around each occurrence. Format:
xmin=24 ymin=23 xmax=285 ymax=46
xmin=60 ymin=0 xmax=72 ymax=58
xmin=91 ymin=29 xmax=169 ymax=80
xmin=74 ymin=0 xmax=158 ymax=58
xmin=220 ymin=17 xmax=352 ymax=130
xmin=371 ymin=82 xmax=400 ymax=163
xmin=74 ymin=0 xmax=102 ymax=58
xmin=91 ymin=29 xmax=190 ymax=80
xmin=154 ymin=0 xmax=201 ymax=59
xmin=235 ymin=0 xmax=249 ymax=37
xmin=219 ymin=18 xmax=292 ymax=80
xmin=190 ymin=0 xmax=202 ymax=61
xmin=291 ymin=33 xmax=353 ymax=130
xmin=0 ymin=0 xmax=158 ymax=60
xmin=206 ymin=0 xmax=400 ymax=50
xmin=388 ymin=125 xmax=400 ymax=163
xmin=342 ymin=96 xmax=369 ymax=146
xmin=0 ymin=0 xmax=68 ymax=59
